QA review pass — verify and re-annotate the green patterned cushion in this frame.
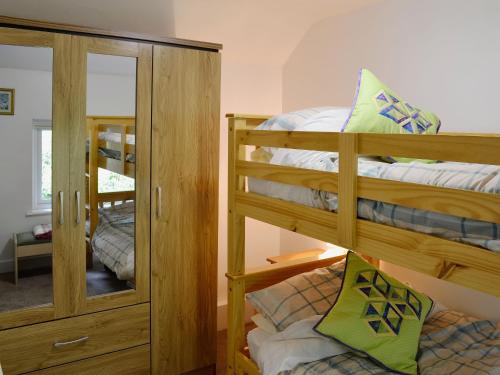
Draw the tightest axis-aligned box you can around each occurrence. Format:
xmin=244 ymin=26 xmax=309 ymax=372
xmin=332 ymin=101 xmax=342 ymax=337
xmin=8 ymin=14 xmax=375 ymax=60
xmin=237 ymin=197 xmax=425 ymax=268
xmin=314 ymin=252 xmax=433 ymax=375
xmin=343 ymin=69 xmax=441 ymax=163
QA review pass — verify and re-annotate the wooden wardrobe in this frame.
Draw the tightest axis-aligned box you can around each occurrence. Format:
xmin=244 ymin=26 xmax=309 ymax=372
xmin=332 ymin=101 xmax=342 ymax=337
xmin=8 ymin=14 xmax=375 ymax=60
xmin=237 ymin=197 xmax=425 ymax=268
xmin=0 ymin=16 xmax=220 ymax=375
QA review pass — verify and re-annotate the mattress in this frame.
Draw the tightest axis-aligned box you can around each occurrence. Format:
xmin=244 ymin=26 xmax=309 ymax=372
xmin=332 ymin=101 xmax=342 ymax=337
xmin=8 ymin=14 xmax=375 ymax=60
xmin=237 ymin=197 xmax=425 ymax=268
xmin=97 ymin=147 xmax=135 ymax=163
xmin=98 ymin=131 xmax=135 ymax=145
xmin=87 ymin=131 xmax=135 ymax=164
xmin=91 ymin=201 xmax=135 ymax=280
xmin=248 ymin=148 xmax=500 ymax=252
xmin=248 ymin=310 xmax=500 ymax=375
xmin=247 ymin=328 xmax=271 ymax=362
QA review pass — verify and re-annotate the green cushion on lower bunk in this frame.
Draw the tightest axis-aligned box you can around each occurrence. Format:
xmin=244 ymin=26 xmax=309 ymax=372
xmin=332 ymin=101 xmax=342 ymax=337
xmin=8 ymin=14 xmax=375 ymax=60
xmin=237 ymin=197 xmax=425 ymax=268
xmin=16 ymin=231 xmax=51 ymax=246
xmin=314 ymin=251 xmax=433 ymax=375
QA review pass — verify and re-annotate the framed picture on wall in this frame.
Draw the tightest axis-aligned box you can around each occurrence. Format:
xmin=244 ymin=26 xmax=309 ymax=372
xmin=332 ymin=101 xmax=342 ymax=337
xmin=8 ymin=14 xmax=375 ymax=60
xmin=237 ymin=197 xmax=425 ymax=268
xmin=0 ymin=88 xmax=15 ymax=115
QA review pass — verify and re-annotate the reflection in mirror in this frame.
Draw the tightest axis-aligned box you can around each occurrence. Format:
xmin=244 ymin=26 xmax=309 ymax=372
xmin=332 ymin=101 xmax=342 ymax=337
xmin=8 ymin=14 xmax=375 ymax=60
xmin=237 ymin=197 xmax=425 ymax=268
xmin=85 ymin=53 xmax=137 ymax=297
xmin=0 ymin=44 xmax=54 ymax=312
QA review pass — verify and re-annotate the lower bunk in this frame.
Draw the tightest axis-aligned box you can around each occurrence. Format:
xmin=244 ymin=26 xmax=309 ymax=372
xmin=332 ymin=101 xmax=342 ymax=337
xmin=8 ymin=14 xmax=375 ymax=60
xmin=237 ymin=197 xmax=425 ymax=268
xmin=230 ymin=255 xmax=500 ymax=375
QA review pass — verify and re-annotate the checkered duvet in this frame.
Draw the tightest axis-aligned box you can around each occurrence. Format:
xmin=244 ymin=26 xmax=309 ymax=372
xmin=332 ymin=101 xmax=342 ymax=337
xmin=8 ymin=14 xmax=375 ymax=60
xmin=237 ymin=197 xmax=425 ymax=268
xmin=278 ymin=310 xmax=500 ymax=375
xmin=92 ymin=202 xmax=135 ymax=280
xmin=249 ymin=148 xmax=500 ymax=252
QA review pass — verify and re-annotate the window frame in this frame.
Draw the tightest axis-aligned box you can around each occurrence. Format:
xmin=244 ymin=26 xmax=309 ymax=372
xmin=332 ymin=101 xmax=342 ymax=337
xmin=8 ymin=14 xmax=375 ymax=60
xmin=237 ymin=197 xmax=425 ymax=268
xmin=32 ymin=119 xmax=52 ymax=212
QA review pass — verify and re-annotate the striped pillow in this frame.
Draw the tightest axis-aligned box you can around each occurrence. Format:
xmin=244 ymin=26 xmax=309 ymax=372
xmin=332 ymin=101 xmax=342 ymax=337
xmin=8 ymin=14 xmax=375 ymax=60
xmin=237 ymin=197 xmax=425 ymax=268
xmin=246 ymin=260 xmax=345 ymax=331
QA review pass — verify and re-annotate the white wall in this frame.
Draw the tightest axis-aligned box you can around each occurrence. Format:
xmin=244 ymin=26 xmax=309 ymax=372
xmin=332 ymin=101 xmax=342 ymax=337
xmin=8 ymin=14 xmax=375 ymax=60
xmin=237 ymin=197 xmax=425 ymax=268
xmin=0 ymin=65 xmax=135 ymax=273
xmin=0 ymin=68 xmax=53 ymax=272
xmin=217 ymin=61 xmax=282 ymax=307
xmin=281 ymin=0 xmax=500 ymax=320
xmin=283 ymin=0 xmax=500 ymax=134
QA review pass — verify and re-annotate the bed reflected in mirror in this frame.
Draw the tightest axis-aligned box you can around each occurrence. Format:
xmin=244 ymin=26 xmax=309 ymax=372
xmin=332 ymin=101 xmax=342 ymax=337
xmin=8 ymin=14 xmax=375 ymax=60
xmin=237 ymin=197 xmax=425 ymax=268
xmin=85 ymin=53 xmax=137 ymax=297
xmin=0 ymin=44 xmax=54 ymax=313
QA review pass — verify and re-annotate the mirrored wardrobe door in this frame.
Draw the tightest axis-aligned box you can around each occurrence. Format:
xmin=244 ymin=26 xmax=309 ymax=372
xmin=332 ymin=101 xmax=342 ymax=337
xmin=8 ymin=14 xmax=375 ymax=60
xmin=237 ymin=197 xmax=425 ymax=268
xmin=0 ymin=29 xmax=73 ymax=328
xmin=71 ymin=37 xmax=151 ymax=313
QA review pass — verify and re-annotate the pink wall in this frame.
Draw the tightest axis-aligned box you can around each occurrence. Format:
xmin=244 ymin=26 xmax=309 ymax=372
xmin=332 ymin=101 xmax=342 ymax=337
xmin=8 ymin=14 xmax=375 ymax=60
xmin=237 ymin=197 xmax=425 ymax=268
xmin=281 ymin=0 xmax=500 ymax=321
xmin=218 ymin=61 xmax=282 ymax=307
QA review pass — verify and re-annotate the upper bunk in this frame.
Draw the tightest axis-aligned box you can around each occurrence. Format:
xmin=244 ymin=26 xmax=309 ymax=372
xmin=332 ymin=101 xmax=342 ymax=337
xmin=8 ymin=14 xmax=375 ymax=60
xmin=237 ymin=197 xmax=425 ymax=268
xmin=226 ymin=113 xmax=500 ymax=298
xmin=86 ymin=115 xmax=136 ymax=178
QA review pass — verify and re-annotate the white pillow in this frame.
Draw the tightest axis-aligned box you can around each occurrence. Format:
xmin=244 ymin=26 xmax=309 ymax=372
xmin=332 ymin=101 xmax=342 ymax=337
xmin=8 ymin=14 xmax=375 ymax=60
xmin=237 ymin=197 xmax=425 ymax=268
xmin=251 ymin=314 xmax=278 ymax=335
xmin=257 ymin=107 xmax=336 ymax=131
xmin=255 ymin=315 xmax=350 ymax=375
xmin=294 ymin=107 xmax=351 ymax=132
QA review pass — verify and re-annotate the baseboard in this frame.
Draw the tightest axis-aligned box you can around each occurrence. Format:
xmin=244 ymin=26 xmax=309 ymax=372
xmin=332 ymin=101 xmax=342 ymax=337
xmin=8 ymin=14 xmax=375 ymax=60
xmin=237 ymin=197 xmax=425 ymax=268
xmin=217 ymin=301 xmax=255 ymax=331
xmin=0 ymin=259 xmax=12 ymax=274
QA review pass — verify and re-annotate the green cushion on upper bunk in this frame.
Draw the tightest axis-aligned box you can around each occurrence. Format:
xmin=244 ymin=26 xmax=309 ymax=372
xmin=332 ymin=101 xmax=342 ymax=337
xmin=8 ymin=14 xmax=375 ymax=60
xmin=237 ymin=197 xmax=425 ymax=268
xmin=343 ymin=69 xmax=441 ymax=163
xmin=314 ymin=251 xmax=433 ymax=375
xmin=16 ymin=231 xmax=51 ymax=246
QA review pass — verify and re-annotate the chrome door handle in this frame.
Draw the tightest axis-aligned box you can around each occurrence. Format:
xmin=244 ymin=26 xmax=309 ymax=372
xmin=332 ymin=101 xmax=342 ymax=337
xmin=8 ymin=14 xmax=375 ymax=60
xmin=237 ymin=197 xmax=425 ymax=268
xmin=156 ymin=186 xmax=162 ymax=218
xmin=59 ymin=191 xmax=64 ymax=225
xmin=75 ymin=191 xmax=81 ymax=224
xmin=54 ymin=336 xmax=89 ymax=348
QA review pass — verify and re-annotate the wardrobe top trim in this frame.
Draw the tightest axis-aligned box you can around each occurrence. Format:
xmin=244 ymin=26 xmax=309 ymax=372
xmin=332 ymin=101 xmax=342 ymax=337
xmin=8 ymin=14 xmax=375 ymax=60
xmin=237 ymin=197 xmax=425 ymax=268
xmin=0 ymin=15 xmax=222 ymax=52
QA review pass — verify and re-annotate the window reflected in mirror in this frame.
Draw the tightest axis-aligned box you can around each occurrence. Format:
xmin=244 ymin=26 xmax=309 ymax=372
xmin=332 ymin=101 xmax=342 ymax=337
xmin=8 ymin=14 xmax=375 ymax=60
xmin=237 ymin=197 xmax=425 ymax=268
xmin=85 ymin=53 xmax=137 ymax=297
xmin=0 ymin=44 xmax=54 ymax=312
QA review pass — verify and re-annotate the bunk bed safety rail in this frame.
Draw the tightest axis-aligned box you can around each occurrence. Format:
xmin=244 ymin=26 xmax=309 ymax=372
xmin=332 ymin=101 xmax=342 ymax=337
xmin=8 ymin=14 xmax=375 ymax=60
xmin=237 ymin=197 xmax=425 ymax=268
xmin=225 ymin=113 xmax=500 ymax=375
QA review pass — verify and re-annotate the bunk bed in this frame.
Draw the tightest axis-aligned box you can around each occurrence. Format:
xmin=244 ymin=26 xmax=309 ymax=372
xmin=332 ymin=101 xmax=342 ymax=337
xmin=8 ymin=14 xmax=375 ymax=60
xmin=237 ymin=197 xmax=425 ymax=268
xmin=225 ymin=113 xmax=500 ymax=375
xmin=86 ymin=116 xmax=136 ymax=280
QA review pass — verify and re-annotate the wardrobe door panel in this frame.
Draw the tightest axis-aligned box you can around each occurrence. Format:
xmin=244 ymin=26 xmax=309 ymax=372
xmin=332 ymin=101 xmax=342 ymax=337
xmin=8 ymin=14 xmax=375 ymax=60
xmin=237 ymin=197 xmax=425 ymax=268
xmin=0 ymin=28 xmax=72 ymax=329
xmin=152 ymin=45 xmax=220 ymax=374
xmin=70 ymin=37 xmax=151 ymax=314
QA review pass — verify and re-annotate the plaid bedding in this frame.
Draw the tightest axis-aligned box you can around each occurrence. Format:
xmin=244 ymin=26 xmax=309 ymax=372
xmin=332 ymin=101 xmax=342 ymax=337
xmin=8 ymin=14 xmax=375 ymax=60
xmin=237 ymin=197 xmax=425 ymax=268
xmin=92 ymin=202 xmax=135 ymax=280
xmin=278 ymin=310 xmax=500 ymax=375
xmin=247 ymin=261 xmax=345 ymax=331
xmin=85 ymin=140 xmax=135 ymax=163
xmin=249 ymin=148 xmax=500 ymax=252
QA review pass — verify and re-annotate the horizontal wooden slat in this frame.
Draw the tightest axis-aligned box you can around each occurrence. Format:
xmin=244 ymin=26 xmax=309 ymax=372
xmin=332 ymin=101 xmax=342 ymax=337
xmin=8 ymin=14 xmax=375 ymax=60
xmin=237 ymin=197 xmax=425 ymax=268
xmin=443 ymin=266 xmax=500 ymax=297
xmin=358 ymin=133 xmax=500 ymax=165
xmin=235 ymin=192 xmax=338 ymax=244
xmin=358 ymin=176 xmax=500 ymax=223
xmin=97 ymin=190 xmax=135 ymax=203
xmin=227 ymin=254 xmax=345 ymax=293
xmin=237 ymin=130 xmax=339 ymax=152
xmin=357 ymin=219 xmax=500 ymax=278
xmin=234 ymin=192 xmax=500 ymax=296
xmin=97 ymin=140 xmax=135 ymax=154
xmin=226 ymin=113 xmax=271 ymax=128
xmin=237 ymin=160 xmax=338 ymax=193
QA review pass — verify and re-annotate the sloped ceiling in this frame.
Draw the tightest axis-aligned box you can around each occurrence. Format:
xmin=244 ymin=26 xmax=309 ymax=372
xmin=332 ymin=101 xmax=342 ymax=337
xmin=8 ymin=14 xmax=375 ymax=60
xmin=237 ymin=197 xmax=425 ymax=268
xmin=0 ymin=0 xmax=379 ymax=65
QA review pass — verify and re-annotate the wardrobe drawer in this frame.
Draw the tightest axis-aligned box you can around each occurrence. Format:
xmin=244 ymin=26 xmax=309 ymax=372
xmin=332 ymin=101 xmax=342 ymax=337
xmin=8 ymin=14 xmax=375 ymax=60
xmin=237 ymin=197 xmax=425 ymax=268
xmin=30 ymin=344 xmax=150 ymax=375
xmin=0 ymin=303 xmax=150 ymax=374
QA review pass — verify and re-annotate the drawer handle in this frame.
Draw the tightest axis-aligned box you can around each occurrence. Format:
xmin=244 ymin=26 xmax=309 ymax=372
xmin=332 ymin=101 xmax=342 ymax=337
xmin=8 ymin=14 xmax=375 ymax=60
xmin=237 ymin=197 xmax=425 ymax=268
xmin=54 ymin=336 xmax=89 ymax=348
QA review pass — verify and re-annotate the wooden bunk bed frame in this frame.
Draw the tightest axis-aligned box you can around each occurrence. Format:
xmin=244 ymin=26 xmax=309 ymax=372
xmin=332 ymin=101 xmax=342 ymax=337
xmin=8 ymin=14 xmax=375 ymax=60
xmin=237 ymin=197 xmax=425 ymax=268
xmin=225 ymin=113 xmax=500 ymax=375
xmin=86 ymin=116 xmax=136 ymax=248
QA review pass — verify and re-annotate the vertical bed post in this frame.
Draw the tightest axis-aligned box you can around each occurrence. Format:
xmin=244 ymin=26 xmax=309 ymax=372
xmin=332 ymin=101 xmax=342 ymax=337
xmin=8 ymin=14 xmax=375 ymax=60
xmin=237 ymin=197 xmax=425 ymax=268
xmin=338 ymin=133 xmax=379 ymax=266
xmin=227 ymin=116 xmax=247 ymax=374
xmin=338 ymin=133 xmax=358 ymax=249
xmin=89 ymin=119 xmax=99 ymax=239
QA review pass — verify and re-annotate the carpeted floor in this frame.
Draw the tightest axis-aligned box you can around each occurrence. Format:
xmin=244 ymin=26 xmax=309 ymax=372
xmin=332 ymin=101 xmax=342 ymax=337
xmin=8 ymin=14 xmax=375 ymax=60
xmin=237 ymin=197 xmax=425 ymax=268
xmin=0 ymin=257 xmax=130 ymax=313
